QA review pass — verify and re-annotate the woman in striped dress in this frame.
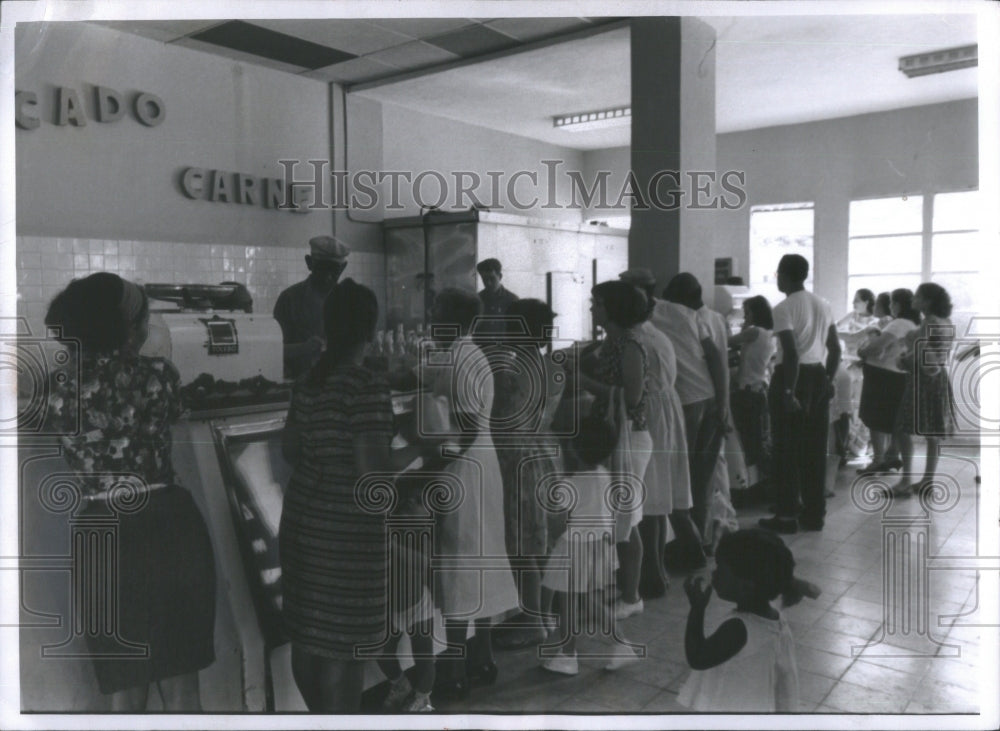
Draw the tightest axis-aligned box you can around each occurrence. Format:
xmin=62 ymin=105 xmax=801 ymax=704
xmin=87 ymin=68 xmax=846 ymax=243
xmin=279 ymin=279 xmax=419 ymax=712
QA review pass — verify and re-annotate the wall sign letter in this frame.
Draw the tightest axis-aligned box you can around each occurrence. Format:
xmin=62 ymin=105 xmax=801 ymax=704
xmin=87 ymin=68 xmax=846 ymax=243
xmin=56 ymin=86 xmax=87 ymax=127
xmin=95 ymin=86 xmax=125 ymax=123
xmin=15 ymin=91 xmax=40 ymax=130
xmin=134 ymin=92 xmax=165 ymax=127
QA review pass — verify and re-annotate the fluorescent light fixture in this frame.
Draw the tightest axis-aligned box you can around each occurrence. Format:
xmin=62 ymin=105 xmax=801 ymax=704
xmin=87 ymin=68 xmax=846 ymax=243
xmin=899 ymin=44 xmax=977 ymax=78
xmin=553 ymin=105 xmax=631 ymax=132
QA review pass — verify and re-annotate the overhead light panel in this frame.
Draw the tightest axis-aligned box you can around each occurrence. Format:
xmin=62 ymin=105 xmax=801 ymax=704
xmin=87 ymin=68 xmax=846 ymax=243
xmin=553 ymin=105 xmax=630 ymax=131
xmin=899 ymin=44 xmax=977 ymax=78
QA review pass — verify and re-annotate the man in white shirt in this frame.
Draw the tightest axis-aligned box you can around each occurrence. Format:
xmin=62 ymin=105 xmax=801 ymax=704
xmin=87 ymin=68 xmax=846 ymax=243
xmin=649 ymin=275 xmax=729 ymax=567
xmin=759 ymin=254 xmax=841 ymax=534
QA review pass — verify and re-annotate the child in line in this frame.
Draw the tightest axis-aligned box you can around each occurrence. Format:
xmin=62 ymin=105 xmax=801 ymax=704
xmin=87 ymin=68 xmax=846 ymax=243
xmin=378 ymin=483 xmax=436 ymax=713
xmin=728 ymin=295 xmax=775 ymax=487
xmin=679 ymin=528 xmax=821 ymax=712
xmin=539 ymin=415 xmax=642 ymax=675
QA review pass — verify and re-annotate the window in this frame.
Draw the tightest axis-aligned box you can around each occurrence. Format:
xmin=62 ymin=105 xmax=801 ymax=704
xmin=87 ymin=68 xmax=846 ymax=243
xmin=848 ymin=191 xmax=981 ymax=314
xmin=931 ymin=191 xmax=981 ymax=313
xmin=749 ymin=202 xmax=814 ymax=306
xmin=847 ymin=196 xmax=923 ymax=306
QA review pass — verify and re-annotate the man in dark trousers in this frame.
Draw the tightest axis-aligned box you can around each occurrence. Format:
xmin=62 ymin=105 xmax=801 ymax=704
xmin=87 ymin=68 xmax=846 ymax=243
xmin=273 ymin=235 xmax=349 ymax=380
xmin=759 ymin=254 xmax=840 ymax=533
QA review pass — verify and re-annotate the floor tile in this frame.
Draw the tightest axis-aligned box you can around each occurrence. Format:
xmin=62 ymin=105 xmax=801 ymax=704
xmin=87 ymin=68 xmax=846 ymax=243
xmin=823 ymin=679 xmax=908 ymax=713
xmin=815 ymin=609 xmax=882 ymax=639
xmin=828 ymin=595 xmax=886 ymax=622
xmin=797 ymin=670 xmax=837 ymax=707
xmin=800 ymin=627 xmax=875 ymax=659
xmin=840 ymin=659 xmax=920 ymax=700
xmin=640 ymin=689 xmax=688 ymax=713
xmin=795 ymin=646 xmax=855 ymax=679
xmin=911 ymin=677 xmax=980 ymax=713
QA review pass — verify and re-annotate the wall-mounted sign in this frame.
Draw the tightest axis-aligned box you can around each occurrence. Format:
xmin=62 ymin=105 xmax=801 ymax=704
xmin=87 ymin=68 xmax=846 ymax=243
xmin=15 ymin=85 xmax=164 ymax=130
xmin=179 ymin=167 xmax=309 ymax=214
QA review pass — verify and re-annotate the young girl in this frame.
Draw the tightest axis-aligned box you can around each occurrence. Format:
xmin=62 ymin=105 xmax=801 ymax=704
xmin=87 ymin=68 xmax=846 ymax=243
xmin=679 ymin=529 xmax=820 ymax=712
xmin=729 ymin=296 xmax=776 ymax=487
xmin=377 ymin=481 xmax=436 ymax=713
xmin=539 ymin=415 xmax=643 ymax=675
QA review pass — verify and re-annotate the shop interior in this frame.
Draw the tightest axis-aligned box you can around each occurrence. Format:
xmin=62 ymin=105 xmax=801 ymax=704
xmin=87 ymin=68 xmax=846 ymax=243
xmin=12 ymin=9 xmax=991 ymax=718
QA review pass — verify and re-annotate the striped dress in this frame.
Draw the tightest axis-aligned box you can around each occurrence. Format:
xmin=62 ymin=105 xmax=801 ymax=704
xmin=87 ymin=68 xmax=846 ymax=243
xmin=278 ymin=363 xmax=393 ymax=659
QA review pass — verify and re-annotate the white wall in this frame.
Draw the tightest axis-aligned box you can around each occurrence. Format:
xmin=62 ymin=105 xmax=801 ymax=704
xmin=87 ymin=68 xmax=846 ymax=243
xmin=715 ymin=99 xmax=978 ymax=316
xmin=371 ymin=99 xmax=587 ymax=223
xmin=15 ymin=22 xmax=335 ymax=248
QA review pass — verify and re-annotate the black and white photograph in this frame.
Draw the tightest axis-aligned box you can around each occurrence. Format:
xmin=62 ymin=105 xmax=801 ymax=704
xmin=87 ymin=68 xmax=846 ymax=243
xmin=1 ymin=0 xmax=998 ymax=728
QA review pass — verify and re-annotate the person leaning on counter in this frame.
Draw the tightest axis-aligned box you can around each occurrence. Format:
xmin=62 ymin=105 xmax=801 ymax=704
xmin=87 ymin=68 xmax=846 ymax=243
xmin=273 ymin=235 xmax=350 ymax=380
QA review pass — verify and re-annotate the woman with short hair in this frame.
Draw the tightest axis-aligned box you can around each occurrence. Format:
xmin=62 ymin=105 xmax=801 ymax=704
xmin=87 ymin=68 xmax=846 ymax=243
xmin=575 ymin=280 xmax=654 ymax=621
xmin=856 ymin=288 xmax=920 ymax=474
xmin=890 ymin=283 xmax=957 ymax=497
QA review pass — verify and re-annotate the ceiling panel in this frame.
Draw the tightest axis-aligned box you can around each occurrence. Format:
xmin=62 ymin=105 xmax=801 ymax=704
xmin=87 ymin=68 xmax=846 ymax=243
xmin=172 ymin=35 xmax=311 ymax=75
xmin=190 ymin=20 xmax=355 ymax=69
xmin=304 ymin=56 xmax=400 ymax=83
xmin=92 ymin=20 xmax=224 ymax=42
xmin=425 ymin=24 xmax=520 ymax=57
xmin=365 ymin=18 xmax=477 ymax=38
xmin=366 ymin=40 xmax=460 ymax=69
xmin=484 ymin=18 xmax=594 ymax=43
xmin=256 ymin=19 xmax=414 ymax=56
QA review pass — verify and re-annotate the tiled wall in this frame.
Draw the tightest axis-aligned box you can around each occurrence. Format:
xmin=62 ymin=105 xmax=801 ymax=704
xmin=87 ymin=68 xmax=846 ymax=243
xmin=15 ymin=236 xmax=386 ymax=335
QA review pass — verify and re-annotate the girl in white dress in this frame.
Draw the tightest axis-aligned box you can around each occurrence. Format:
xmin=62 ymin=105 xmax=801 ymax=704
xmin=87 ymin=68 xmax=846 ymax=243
xmin=419 ymin=289 xmax=520 ymax=700
xmin=679 ymin=529 xmax=820 ymax=712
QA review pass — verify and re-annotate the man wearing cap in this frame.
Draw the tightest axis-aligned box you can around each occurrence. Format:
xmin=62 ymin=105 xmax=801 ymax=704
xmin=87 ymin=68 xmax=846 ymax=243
xmin=273 ymin=235 xmax=349 ymax=380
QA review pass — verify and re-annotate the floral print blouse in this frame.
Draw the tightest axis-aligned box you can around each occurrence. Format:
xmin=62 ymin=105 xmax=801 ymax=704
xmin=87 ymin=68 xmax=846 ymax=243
xmin=46 ymin=352 xmax=183 ymax=495
xmin=595 ymin=328 xmax=649 ymax=431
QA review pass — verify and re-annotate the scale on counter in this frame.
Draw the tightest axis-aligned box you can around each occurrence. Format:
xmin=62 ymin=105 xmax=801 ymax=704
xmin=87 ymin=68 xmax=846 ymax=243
xmin=201 ymin=316 xmax=240 ymax=355
xmin=141 ymin=282 xmax=284 ymax=386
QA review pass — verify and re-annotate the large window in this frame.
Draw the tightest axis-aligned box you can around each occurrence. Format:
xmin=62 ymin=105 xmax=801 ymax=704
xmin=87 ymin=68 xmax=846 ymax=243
xmin=847 ymin=196 xmax=923 ymax=303
xmin=848 ymin=191 xmax=981 ymax=313
xmin=749 ymin=202 xmax=814 ymax=306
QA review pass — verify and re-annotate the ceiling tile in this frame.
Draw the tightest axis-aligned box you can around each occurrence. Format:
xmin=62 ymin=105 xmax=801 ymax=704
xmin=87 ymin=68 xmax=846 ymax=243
xmin=426 ymin=24 xmax=520 ymax=57
xmin=303 ymin=56 xmax=400 ymax=84
xmin=366 ymin=40 xmax=461 ymax=69
xmin=171 ymin=36 xmax=310 ymax=75
xmin=365 ymin=18 xmax=477 ymax=38
xmin=90 ymin=20 xmax=227 ymax=42
xmin=190 ymin=20 xmax=355 ymax=70
xmin=484 ymin=18 xmax=594 ymax=42
xmin=252 ymin=19 xmax=413 ymax=56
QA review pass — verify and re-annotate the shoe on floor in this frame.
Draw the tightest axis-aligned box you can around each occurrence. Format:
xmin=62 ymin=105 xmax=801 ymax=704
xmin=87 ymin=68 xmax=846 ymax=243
xmin=382 ymin=674 xmax=413 ymax=710
xmin=614 ymin=598 xmax=644 ymax=620
xmin=402 ymin=691 xmax=434 ymax=712
xmin=541 ymin=651 xmax=579 ymax=676
xmin=888 ymin=482 xmax=913 ymax=498
xmin=604 ymin=647 xmax=641 ymax=671
xmin=798 ymin=517 xmax=824 ymax=532
xmin=758 ymin=516 xmax=798 ymax=534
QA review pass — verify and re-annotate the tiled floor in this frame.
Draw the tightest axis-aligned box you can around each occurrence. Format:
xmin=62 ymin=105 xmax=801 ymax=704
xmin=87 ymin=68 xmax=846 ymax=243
xmin=433 ymin=449 xmax=991 ymax=716
xmin=17 ymin=447 xmax=992 ymax=719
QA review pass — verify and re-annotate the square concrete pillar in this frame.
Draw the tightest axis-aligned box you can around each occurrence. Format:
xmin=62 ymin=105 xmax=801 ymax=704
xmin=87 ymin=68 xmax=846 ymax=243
xmin=629 ymin=17 xmax=717 ymax=295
